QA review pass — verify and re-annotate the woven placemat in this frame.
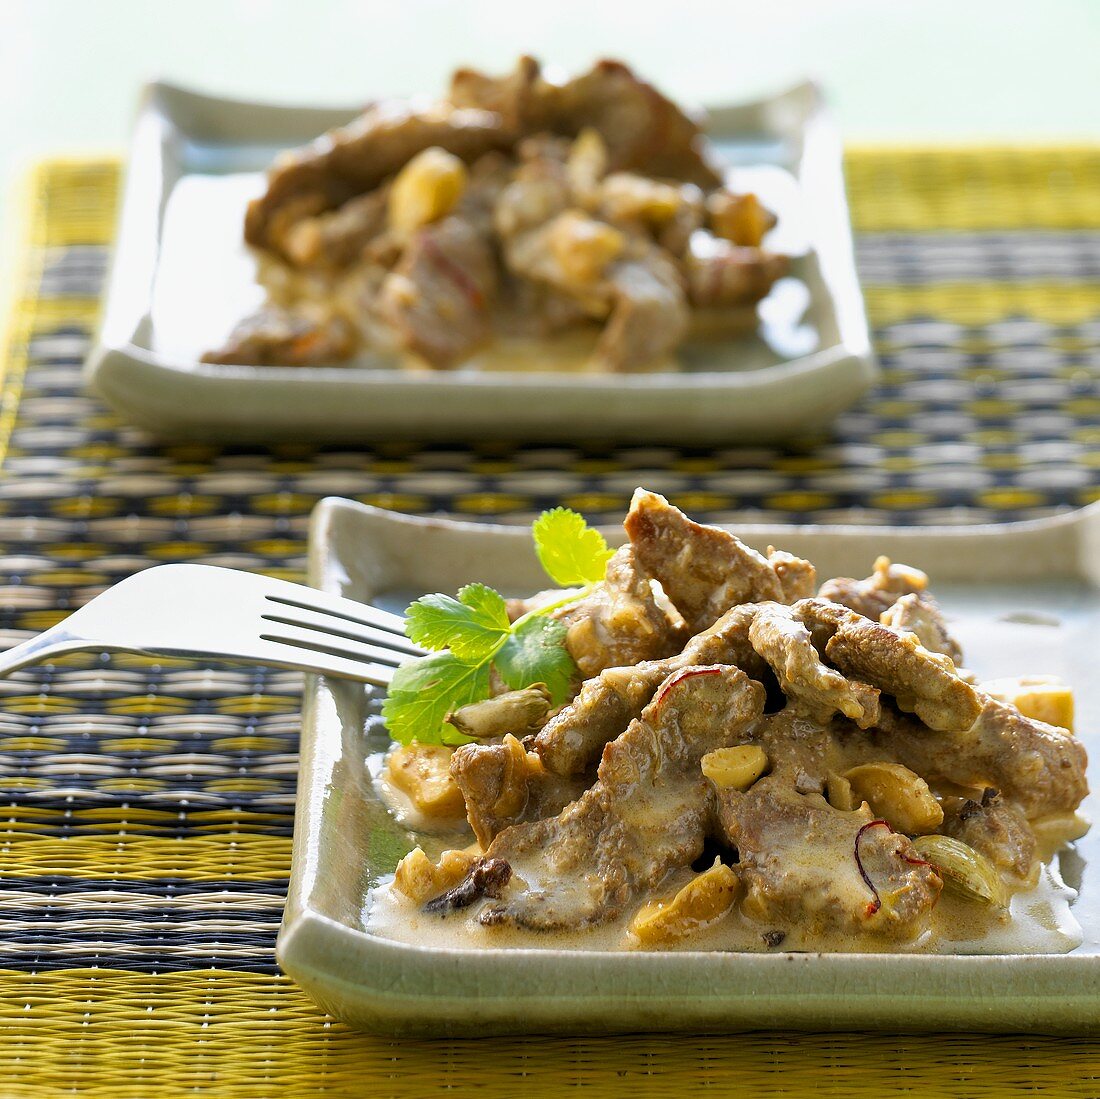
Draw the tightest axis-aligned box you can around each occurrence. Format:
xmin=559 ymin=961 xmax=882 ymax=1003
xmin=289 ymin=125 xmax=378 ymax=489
xmin=0 ymin=152 xmax=1097 ymax=1096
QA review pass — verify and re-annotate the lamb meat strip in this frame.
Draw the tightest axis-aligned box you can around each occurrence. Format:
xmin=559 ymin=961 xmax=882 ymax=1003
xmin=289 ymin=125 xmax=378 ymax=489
xmin=683 ymin=233 xmax=789 ymax=309
xmin=533 ymin=603 xmax=763 ymax=777
xmin=543 ymin=59 xmax=722 ymax=186
xmin=245 ymin=102 xmax=510 ymax=259
xmin=591 ymin=249 xmax=690 ymax=371
xmin=449 ymin=56 xmax=722 ymax=187
xmin=768 ymin=549 xmax=818 ymax=603
xmin=818 ymin=556 xmax=929 ymax=621
xmin=748 ymin=603 xmax=880 ymax=728
xmin=376 ymin=215 xmax=497 ymax=368
xmin=201 ymin=307 xmax=358 ymax=366
xmin=796 ymin=599 xmax=982 ymax=733
xmin=448 ymin=55 xmax=544 ymax=131
xmin=716 ymin=766 xmax=942 ymax=939
xmin=450 ymin=735 xmax=591 ymax=849
xmin=278 ymin=188 xmax=390 ymax=270
xmin=940 ymin=789 xmax=1038 ymax=879
xmin=874 ymin=699 xmax=1088 ymax=819
xmin=880 ymin=592 xmax=964 ymax=665
xmin=624 ymin=488 xmax=813 ymax=632
xmin=480 ymin=665 xmax=765 ymax=930
xmin=531 ymin=661 xmax=673 ymax=779
xmin=555 ymin=544 xmax=687 ymax=679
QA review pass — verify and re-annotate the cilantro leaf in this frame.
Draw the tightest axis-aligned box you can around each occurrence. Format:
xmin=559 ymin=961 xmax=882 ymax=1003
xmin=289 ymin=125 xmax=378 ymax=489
xmin=494 ymin=616 xmax=577 ymax=705
xmin=457 ymin=583 xmax=509 ymax=626
xmin=532 ymin=507 xmax=614 ymax=587
xmin=386 ymin=508 xmax=609 ymax=743
xmin=381 ymin=652 xmax=491 ymax=746
xmin=404 ymin=583 xmax=509 ymax=661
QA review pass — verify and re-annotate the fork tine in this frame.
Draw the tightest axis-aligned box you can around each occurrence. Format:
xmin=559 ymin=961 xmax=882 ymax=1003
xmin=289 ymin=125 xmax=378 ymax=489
xmin=261 ymin=582 xmax=409 ymax=638
xmin=260 ymin=612 xmax=418 ymax=666
xmin=258 ymin=622 xmax=411 ymax=670
xmin=255 ymin=636 xmax=400 ymax=687
xmin=260 ymin=604 xmax=424 ymax=657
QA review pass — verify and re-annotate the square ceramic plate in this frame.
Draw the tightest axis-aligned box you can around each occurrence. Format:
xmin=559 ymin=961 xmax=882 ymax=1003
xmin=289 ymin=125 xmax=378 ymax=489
xmin=85 ymin=80 xmax=875 ymax=444
xmin=278 ymin=498 xmax=1100 ymax=1036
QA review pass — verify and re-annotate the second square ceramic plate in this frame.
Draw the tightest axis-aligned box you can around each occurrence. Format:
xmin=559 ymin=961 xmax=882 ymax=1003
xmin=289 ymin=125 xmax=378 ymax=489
xmin=86 ymin=80 xmax=874 ymax=443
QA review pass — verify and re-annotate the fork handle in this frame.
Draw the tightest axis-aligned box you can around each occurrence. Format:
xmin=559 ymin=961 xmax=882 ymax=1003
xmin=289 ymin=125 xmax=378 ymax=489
xmin=0 ymin=628 xmax=103 ymax=678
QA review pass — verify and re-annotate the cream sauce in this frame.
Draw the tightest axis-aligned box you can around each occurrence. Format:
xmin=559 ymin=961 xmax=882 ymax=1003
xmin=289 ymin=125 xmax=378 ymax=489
xmin=369 ymin=732 xmax=1087 ymax=957
xmin=365 ymin=849 xmax=1082 ymax=955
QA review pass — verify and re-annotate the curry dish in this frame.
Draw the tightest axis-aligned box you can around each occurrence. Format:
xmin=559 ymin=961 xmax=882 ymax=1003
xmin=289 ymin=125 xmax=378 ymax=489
xmin=376 ymin=490 xmax=1089 ymax=952
xmin=204 ymin=58 xmax=788 ymax=373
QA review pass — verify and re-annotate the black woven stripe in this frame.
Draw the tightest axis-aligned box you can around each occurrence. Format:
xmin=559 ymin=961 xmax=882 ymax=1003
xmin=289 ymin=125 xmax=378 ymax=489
xmin=855 ymin=230 xmax=1100 ymax=281
xmin=0 ymin=908 xmax=281 ymax=924
xmin=0 ymin=928 xmax=278 ymax=946
xmin=0 ymin=876 xmax=288 ymax=895
xmin=0 ymin=789 xmax=297 ymax=813
xmin=0 ymin=824 xmax=296 ymax=838
xmin=0 ymin=952 xmax=280 ymax=973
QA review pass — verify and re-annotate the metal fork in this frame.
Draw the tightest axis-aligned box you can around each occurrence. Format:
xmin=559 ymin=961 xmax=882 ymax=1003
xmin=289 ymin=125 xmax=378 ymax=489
xmin=0 ymin=563 xmax=424 ymax=685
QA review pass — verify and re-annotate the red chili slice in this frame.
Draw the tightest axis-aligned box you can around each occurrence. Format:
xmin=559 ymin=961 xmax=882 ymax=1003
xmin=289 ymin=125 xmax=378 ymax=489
xmin=422 ymin=234 xmax=485 ymax=310
xmin=654 ymin=666 xmax=722 ymax=707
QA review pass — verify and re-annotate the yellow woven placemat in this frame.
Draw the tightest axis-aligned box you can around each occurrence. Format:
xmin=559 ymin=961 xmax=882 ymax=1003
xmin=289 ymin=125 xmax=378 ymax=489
xmin=0 ymin=151 xmax=1098 ymax=1097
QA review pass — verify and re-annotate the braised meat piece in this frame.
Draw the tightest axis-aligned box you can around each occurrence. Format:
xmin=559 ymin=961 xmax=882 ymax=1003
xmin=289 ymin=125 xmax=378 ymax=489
xmin=245 ymin=103 xmax=509 ymax=259
xmin=377 ymin=215 xmax=497 ymax=368
xmin=941 ymin=789 xmax=1037 ymax=880
xmin=683 ymin=234 xmax=790 ymax=309
xmin=820 ymin=558 xmax=963 ymax=665
xmin=818 ymin=557 xmax=930 ymax=621
xmin=880 ymin=592 xmax=964 ymax=665
xmin=875 ymin=699 xmax=1088 ymax=819
xmin=797 ymin=599 xmax=981 ymax=732
xmin=201 ymin=307 xmax=357 ymax=367
xmin=717 ymin=765 xmax=942 ymax=939
xmin=767 ymin=549 xmax=818 ymax=603
xmin=555 ymin=544 xmax=687 ymax=679
xmin=278 ymin=188 xmax=391 ymax=270
xmin=450 ymin=733 xmax=590 ymax=848
xmin=747 ymin=603 xmax=880 ymax=727
xmin=591 ymin=251 xmax=690 ymax=371
xmin=531 ymin=661 xmax=671 ymax=779
xmin=624 ymin=489 xmax=814 ymax=632
xmin=449 ymin=56 xmax=721 ymax=186
xmin=481 ymin=666 xmax=765 ymax=930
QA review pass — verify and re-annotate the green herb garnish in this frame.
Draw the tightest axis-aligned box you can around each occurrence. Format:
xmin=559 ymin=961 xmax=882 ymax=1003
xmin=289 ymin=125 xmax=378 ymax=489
xmin=382 ymin=507 xmax=613 ymax=745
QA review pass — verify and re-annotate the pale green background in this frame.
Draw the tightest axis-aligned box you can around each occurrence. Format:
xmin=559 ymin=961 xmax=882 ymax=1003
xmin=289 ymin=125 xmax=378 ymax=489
xmin=1 ymin=0 xmax=1099 ymax=261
